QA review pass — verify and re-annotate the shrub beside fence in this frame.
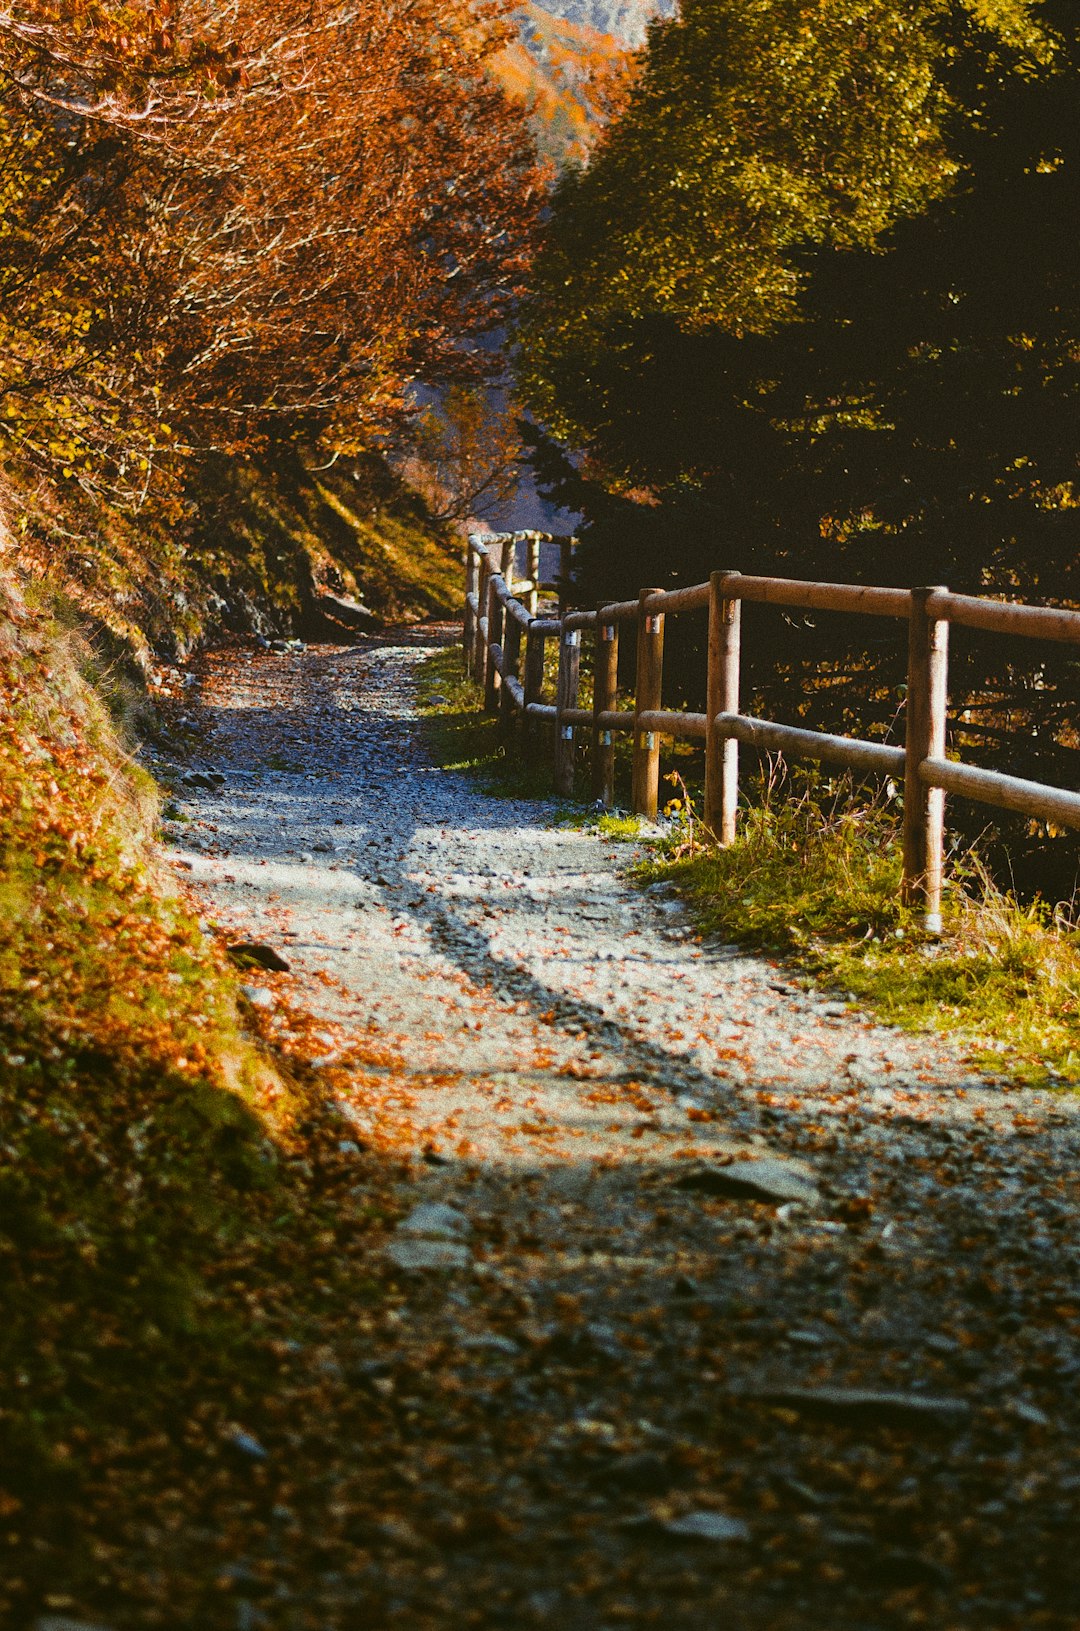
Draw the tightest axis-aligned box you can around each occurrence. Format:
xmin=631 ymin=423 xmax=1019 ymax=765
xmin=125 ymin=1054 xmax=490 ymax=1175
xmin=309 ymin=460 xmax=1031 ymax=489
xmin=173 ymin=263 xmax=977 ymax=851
xmin=463 ymin=531 xmax=1080 ymax=930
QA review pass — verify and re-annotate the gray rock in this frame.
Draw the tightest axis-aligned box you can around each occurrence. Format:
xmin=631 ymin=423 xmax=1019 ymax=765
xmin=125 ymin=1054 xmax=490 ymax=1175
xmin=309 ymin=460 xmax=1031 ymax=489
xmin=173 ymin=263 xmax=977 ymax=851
xmin=663 ymin=1510 xmax=751 ymax=1543
xmin=313 ymin=591 xmax=377 ymax=631
xmin=224 ymin=1427 xmax=269 ymax=1460
xmin=396 ymin=1201 xmax=471 ymax=1241
xmin=753 ymin=1386 xmax=971 ymax=1427
xmin=674 ymin=1157 xmax=820 ymax=1207
xmin=385 ymin=1238 xmax=472 ymax=1271
xmin=227 ymin=941 xmax=290 ymax=972
xmin=1010 ymin=1399 xmax=1051 ymax=1427
xmin=460 ymin=1332 xmax=520 ymax=1356
xmin=35 ymin=1620 xmax=117 ymax=1631
xmin=239 ymin=985 xmax=274 ymax=1009
xmin=872 ymin=1547 xmax=953 ymax=1588
xmin=786 ymin=1328 xmax=828 ymax=1348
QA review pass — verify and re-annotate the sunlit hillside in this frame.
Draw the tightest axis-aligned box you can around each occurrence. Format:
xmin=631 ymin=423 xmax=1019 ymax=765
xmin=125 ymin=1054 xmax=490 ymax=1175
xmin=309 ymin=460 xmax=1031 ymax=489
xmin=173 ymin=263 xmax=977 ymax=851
xmin=494 ymin=0 xmax=640 ymax=161
xmin=536 ymin=0 xmax=676 ymax=47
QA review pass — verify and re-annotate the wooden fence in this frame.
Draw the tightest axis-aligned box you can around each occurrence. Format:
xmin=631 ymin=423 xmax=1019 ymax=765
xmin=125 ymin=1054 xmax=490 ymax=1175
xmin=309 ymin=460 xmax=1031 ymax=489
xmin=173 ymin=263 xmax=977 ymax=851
xmin=463 ymin=531 xmax=1080 ymax=929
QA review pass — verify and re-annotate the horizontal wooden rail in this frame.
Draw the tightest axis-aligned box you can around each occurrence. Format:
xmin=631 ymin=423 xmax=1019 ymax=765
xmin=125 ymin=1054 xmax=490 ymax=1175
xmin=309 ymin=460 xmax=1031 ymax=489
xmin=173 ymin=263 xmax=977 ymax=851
xmin=599 ymin=598 xmax=641 ymax=623
xmin=641 ymin=584 xmax=710 ymax=616
xmin=731 ymin=575 xmax=912 ymax=619
xmin=715 ymin=713 xmax=905 ymax=777
xmin=925 ymin=590 xmax=1080 ymax=644
xmin=639 ymin=708 xmax=708 ymax=740
xmin=921 ymin=758 xmax=1080 ymax=829
xmin=596 ymin=709 xmax=634 ymax=732
xmin=464 ymin=533 xmax=1080 ymax=927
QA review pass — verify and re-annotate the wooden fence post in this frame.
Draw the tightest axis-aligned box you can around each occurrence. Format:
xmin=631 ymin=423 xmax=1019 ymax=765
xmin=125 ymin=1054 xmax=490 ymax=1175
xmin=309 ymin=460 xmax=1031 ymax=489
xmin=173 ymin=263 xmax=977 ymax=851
xmin=500 ymin=609 xmax=522 ymax=742
xmin=705 ymin=570 xmax=742 ymax=843
xmin=554 ymin=622 xmax=581 ymax=797
xmin=902 ymin=585 xmax=950 ymax=930
xmin=463 ymin=543 xmax=478 ymax=677
xmin=484 ymin=571 xmax=504 ymax=713
xmin=632 ymin=590 xmax=664 ymax=819
xmin=591 ymin=604 xmax=618 ymax=807
xmin=523 ymin=623 xmax=546 ymax=766
xmin=473 ymin=547 xmax=490 ymax=681
xmin=558 ymin=537 xmax=573 ymax=619
xmin=527 ymin=535 xmax=541 ymax=616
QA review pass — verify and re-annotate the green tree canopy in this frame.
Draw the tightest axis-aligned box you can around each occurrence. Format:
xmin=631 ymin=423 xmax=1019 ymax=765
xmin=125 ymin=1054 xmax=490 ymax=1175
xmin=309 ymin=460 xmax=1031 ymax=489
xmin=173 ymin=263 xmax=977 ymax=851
xmin=517 ymin=0 xmax=1080 ymax=893
xmin=518 ymin=0 xmax=1055 ymax=470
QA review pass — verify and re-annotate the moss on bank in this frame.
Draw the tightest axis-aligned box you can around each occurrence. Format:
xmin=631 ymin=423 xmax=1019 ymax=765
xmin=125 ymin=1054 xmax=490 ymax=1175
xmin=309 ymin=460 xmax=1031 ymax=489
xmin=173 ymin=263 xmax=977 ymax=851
xmin=9 ymin=443 xmax=459 ymax=676
xmin=0 ymin=573 xmax=400 ymax=1624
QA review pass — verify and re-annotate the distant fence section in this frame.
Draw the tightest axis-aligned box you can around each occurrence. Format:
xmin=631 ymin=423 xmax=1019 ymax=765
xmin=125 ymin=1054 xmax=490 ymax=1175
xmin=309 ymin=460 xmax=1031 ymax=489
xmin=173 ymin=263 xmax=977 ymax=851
xmin=463 ymin=531 xmax=1080 ymax=929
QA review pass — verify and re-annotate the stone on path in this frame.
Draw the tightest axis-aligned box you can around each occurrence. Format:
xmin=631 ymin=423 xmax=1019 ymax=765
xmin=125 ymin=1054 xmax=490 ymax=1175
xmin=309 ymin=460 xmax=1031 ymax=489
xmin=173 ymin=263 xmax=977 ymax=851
xmin=227 ymin=941 xmax=291 ymax=971
xmin=674 ymin=1156 xmax=821 ymax=1207
xmin=239 ymin=985 xmax=274 ymax=1009
xmin=753 ymin=1386 xmax=971 ymax=1427
xmin=662 ymin=1510 xmax=751 ymax=1543
xmin=385 ymin=1238 xmax=472 ymax=1272
xmin=35 ymin=1619 xmax=117 ymax=1631
xmin=396 ymin=1201 xmax=472 ymax=1241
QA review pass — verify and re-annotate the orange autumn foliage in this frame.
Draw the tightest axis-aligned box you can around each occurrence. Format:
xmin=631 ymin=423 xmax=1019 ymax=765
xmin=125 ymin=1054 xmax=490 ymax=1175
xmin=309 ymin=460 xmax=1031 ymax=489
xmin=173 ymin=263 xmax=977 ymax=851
xmin=0 ymin=1 xmax=540 ymax=499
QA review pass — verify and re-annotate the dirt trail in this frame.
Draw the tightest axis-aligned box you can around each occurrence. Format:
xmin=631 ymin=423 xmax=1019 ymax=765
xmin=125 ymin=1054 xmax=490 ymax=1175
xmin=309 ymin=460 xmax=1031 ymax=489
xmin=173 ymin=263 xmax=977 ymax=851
xmin=167 ymin=627 xmax=1080 ymax=1631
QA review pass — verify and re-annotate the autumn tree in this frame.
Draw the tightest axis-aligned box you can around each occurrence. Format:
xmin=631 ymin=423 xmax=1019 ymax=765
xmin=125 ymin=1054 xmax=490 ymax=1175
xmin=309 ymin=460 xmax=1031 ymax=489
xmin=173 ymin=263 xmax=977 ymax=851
xmin=0 ymin=1 xmax=540 ymax=503
xmin=404 ymin=384 xmax=525 ymax=525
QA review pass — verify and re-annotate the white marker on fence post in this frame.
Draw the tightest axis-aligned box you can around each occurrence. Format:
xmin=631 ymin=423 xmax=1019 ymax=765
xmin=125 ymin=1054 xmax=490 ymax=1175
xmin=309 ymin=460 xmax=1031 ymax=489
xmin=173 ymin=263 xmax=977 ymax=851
xmin=463 ymin=541 xmax=479 ymax=677
xmin=632 ymin=590 xmax=664 ymax=819
xmin=554 ymin=625 xmax=581 ymax=797
xmin=592 ymin=604 xmax=619 ymax=807
xmin=473 ymin=546 xmax=490 ymax=681
xmin=903 ymin=585 xmax=950 ymax=930
xmin=705 ymin=570 xmax=742 ymax=844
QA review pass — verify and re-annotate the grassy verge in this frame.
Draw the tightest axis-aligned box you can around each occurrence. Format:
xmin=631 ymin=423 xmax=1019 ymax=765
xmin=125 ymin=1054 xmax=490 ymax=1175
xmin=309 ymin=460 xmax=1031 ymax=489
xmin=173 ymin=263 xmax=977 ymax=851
xmin=416 ymin=651 xmax=1080 ymax=1085
xmin=0 ymin=576 xmax=402 ymax=1626
xmin=414 ymin=643 xmax=557 ymax=799
xmin=639 ymin=775 xmax=1080 ymax=1087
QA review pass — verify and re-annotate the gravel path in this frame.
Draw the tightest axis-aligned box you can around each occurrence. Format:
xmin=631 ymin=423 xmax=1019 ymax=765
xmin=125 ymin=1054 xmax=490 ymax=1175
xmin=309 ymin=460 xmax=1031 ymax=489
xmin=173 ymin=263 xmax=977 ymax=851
xmin=166 ymin=628 xmax=1080 ymax=1631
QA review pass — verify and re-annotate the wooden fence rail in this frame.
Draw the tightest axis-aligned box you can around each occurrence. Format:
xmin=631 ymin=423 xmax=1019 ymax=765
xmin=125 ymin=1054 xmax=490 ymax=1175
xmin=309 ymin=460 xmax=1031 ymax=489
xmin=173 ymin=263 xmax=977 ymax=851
xmin=462 ymin=532 xmax=1080 ymax=930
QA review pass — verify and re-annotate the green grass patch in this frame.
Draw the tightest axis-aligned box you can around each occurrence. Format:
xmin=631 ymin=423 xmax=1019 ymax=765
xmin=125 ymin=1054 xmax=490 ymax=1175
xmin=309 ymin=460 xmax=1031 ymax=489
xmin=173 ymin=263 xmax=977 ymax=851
xmin=588 ymin=810 xmax=648 ymax=841
xmin=415 ymin=643 xmax=557 ymax=800
xmin=638 ymin=775 xmax=1080 ymax=1087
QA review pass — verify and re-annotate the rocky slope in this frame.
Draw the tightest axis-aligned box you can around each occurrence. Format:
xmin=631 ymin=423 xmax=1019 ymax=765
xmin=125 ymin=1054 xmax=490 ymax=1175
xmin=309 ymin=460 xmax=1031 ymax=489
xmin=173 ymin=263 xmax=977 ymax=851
xmin=495 ymin=0 xmax=674 ymax=161
xmin=533 ymin=0 xmax=675 ymax=47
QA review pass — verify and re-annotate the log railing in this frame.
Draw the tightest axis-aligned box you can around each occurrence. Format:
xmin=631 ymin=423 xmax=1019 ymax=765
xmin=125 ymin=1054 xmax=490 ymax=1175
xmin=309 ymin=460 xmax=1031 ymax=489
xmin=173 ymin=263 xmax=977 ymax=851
xmin=463 ymin=533 xmax=1080 ymax=930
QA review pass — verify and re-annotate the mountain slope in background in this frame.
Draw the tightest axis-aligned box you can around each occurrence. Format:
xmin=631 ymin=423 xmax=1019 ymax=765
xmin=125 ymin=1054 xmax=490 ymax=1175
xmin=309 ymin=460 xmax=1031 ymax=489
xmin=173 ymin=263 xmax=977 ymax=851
xmin=492 ymin=1 xmax=674 ymax=162
xmin=533 ymin=0 xmax=675 ymax=47
xmin=494 ymin=2 xmax=635 ymax=160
